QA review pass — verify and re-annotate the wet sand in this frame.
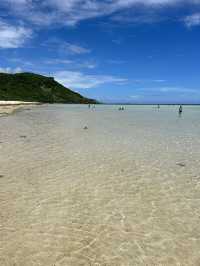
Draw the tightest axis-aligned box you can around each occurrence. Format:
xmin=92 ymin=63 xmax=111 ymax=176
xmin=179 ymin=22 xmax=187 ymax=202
xmin=0 ymin=105 xmax=19 ymax=116
xmin=1 ymin=104 xmax=200 ymax=265
xmin=0 ymin=101 xmax=40 ymax=117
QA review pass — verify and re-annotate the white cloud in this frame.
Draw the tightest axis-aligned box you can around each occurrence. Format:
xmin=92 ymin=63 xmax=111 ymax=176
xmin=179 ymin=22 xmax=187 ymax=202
xmin=1 ymin=0 xmax=199 ymax=27
xmin=130 ymin=94 xmax=141 ymax=99
xmin=0 ymin=20 xmax=32 ymax=48
xmin=129 ymin=86 xmax=200 ymax=103
xmin=45 ymin=59 xmax=73 ymax=65
xmin=65 ymin=42 xmax=90 ymax=54
xmin=159 ymin=87 xmax=200 ymax=94
xmin=152 ymin=79 xmax=166 ymax=82
xmin=0 ymin=66 xmax=23 ymax=73
xmin=184 ymin=13 xmax=200 ymax=27
xmin=54 ymin=70 xmax=127 ymax=89
xmin=1 ymin=0 xmax=28 ymax=6
xmin=107 ymin=59 xmax=126 ymax=64
xmin=131 ymin=86 xmax=200 ymax=97
xmin=78 ymin=61 xmax=97 ymax=69
xmin=45 ymin=58 xmax=96 ymax=69
xmin=132 ymin=79 xmax=167 ymax=83
xmin=43 ymin=39 xmax=91 ymax=55
xmin=53 ymin=0 xmax=176 ymax=26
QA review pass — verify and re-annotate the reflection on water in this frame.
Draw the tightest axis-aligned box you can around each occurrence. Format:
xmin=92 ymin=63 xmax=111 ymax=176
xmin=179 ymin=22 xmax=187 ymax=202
xmin=1 ymin=104 xmax=200 ymax=266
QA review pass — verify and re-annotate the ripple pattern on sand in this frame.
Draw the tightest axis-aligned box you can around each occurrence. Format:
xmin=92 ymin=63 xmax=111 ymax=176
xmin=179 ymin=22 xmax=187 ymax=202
xmin=1 ymin=105 xmax=200 ymax=265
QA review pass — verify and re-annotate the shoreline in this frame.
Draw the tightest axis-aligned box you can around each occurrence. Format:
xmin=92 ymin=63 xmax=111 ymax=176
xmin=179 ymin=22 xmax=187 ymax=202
xmin=0 ymin=101 xmax=41 ymax=117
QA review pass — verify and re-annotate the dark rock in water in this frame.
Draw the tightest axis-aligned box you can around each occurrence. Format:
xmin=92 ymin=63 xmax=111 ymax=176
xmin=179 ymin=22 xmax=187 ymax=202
xmin=20 ymin=135 xmax=27 ymax=138
xmin=83 ymin=126 xmax=88 ymax=130
xmin=0 ymin=175 xmax=4 ymax=178
xmin=176 ymin=162 xmax=186 ymax=167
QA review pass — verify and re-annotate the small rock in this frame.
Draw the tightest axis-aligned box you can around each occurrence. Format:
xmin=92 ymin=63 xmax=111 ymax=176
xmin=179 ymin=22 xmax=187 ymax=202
xmin=0 ymin=175 xmax=4 ymax=178
xmin=20 ymin=135 xmax=27 ymax=138
xmin=83 ymin=126 xmax=88 ymax=130
xmin=176 ymin=162 xmax=186 ymax=167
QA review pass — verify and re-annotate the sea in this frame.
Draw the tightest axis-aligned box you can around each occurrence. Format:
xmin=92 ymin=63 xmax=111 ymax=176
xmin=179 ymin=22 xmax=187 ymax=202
xmin=1 ymin=104 xmax=200 ymax=265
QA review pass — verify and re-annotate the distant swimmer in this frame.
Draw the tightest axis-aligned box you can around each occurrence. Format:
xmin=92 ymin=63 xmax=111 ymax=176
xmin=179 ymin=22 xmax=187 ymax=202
xmin=179 ymin=105 xmax=183 ymax=115
xmin=88 ymin=104 xmax=91 ymax=108
xmin=118 ymin=106 xmax=125 ymax=111
xmin=157 ymin=104 xmax=160 ymax=109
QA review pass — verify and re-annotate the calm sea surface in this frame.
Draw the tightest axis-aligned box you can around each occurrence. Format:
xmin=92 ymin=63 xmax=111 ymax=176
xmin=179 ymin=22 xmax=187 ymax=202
xmin=1 ymin=104 xmax=200 ymax=265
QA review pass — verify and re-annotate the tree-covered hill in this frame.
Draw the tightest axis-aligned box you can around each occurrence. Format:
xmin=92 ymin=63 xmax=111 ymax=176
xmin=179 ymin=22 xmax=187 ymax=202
xmin=0 ymin=72 xmax=98 ymax=104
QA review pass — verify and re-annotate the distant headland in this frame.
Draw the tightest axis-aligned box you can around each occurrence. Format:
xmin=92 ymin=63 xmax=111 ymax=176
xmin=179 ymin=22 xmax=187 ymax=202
xmin=0 ymin=72 xmax=98 ymax=104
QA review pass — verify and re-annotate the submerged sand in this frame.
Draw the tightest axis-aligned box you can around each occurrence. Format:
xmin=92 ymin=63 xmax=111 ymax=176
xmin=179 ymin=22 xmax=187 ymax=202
xmin=1 ymin=104 xmax=200 ymax=266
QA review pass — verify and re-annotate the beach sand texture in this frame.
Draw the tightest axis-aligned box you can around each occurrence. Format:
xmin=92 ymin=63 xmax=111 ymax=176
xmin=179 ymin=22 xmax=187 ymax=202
xmin=1 ymin=104 xmax=200 ymax=266
xmin=0 ymin=101 xmax=40 ymax=117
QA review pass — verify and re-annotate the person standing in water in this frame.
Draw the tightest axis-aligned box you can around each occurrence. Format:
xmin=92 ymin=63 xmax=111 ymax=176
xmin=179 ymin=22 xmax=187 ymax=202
xmin=179 ymin=105 xmax=183 ymax=115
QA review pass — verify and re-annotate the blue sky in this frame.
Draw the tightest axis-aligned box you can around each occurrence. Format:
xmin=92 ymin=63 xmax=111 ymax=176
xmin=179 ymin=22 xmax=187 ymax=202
xmin=0 ymin=0 xmax=200 ymax=103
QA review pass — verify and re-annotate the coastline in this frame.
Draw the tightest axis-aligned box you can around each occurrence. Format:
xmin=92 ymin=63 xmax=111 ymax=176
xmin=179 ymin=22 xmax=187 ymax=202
xmin=0 ymin=101 xmax=41 ymax=117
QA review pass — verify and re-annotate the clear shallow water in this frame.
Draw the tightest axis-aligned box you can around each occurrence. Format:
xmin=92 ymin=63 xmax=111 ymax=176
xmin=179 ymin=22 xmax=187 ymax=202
xmin=1 ymin=104 xmax=200 ymax=265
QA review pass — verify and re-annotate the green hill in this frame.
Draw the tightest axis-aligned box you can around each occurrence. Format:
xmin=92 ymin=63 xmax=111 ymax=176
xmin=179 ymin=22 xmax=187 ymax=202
xmin=0 ymin=72 xmax=98 ymax=104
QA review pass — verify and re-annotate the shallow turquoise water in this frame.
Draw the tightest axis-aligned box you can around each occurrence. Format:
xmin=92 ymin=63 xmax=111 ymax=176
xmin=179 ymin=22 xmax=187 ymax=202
xmin=1 ymin=104 xmax=200 ymax=265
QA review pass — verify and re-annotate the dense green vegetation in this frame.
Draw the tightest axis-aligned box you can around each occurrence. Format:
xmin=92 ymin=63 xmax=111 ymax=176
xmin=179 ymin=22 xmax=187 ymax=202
xmin=0 ymin=72 xmax=97 ymax=104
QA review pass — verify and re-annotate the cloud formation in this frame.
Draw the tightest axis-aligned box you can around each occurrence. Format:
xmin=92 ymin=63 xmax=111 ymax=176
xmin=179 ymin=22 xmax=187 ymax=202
xmin=43 ymin=39 xmax=91 ymax=55
xmin=130 ymin=86 xmax=200 ymax=103
xmin=1 ymin=0 xmax=200 ymax=27
xmin=184 ymin=13 xmax=200 ymax=27
xmin=65 ymin=42 xmax=91 ymax=54
xmin=0 ymin=66 xmax=22 ymax=73
xmin=54 ymin=70 xmax=127 ymax=89
xmin=0 ymin=20 xmax=32 ymax=48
